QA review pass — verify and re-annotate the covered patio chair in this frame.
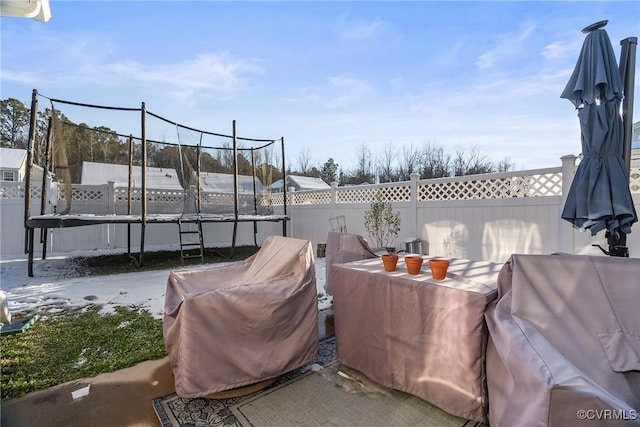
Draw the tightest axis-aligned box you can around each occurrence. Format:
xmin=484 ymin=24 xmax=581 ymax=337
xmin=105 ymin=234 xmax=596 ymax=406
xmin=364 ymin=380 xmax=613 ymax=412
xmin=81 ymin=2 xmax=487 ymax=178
xmin=485 ymin=254 xmax=640 ymax=426
xmin=325 ymin=231 xmax=380 ymax=295
xmin=163 ymin=235 xmax=318 ymax=398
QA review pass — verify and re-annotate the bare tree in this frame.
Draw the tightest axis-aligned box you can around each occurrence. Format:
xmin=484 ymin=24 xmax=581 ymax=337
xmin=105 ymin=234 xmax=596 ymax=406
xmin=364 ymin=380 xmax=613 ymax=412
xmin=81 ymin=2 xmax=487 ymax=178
xmin=397 ymin=144 xmax=421 ymax=181
xmin=420 ymin=142 xmax=451 ymax=178
xmin=354 ymin=143 xmax=374 ymax=184
xmin=376 ymin=142 xmax=397 ymax=183
xmin=496 ymin=157 xmax=514 ymax=172
xmin=296 ymin=148 xmax=311 ymax=175
xmin=452 ymin=146 xmax=495 ymax=176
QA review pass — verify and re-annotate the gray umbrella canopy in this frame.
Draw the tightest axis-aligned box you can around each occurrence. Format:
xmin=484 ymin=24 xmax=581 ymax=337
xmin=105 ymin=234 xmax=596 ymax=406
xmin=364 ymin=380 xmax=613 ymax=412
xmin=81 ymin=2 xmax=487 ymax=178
xmin=560 ymin=27 xmax=637 ymax=238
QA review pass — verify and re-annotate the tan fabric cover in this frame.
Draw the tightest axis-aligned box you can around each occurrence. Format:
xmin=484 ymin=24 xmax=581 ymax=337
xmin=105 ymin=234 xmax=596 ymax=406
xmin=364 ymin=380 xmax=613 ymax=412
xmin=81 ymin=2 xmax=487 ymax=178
xmin=332 ymin=256 xmax=502 ymax=423
xmin=325 ymin=231 xmax=379 ymax=295
xmin=486 ymin=254 xmax=640 ymax=427
xmin=163 ymin=235 xmax=318 ymax=398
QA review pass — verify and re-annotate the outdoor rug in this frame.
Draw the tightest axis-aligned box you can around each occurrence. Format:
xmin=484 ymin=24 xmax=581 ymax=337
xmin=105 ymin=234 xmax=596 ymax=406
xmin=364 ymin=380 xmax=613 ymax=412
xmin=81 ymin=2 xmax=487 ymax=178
xmin=153 ymin=336 xmax=487 ymax=427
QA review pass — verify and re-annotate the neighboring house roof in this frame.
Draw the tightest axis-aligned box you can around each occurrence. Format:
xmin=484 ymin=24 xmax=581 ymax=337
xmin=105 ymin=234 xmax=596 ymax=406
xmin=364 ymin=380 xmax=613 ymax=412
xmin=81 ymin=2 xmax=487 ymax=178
xmin=271 ymin=175 xmax=331 ymax=191
xmin=80 ymin=162 xmax=183 ymax=189
xmin=0 ymin=148 xmax=28 ymax=170
xmin=199 ymin=172 xmax=264 ymax=193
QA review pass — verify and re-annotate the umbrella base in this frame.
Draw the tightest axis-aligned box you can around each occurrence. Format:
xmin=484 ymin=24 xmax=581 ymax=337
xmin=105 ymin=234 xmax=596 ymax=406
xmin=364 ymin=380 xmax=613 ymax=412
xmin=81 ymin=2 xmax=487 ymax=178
xmin=592 ymin=231 xmax=630 ymax=257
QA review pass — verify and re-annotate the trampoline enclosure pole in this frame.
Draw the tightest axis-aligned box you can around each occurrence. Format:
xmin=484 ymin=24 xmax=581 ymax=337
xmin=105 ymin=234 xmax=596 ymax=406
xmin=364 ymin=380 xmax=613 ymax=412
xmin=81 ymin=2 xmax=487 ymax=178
xmin=232 ymin=120 xmax=239 ymax=220
xmin=24 ymin=89 xmax=38 ymax=254
xmin=140 ymin=102 xmax=147 ymax=267
xmin=281 ymin=137 xmax=287 ymax=237
xmin=128 ymin=135 xmax=134 ymax=256
xmin=40 ymin=117 xmax=54 ymax=260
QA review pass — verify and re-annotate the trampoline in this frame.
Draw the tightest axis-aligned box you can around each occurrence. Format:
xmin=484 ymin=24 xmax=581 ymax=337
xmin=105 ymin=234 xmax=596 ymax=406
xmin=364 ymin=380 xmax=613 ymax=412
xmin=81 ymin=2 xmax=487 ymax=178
xmin=23 ymin=90 xmax=290 ymax=276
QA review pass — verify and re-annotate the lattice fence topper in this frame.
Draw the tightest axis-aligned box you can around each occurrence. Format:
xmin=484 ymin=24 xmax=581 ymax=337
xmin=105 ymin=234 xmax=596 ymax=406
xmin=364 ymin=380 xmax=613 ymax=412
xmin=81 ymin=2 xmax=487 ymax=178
xmin=271 ymin=192 xmax=285 ymax=206
xmin=57 ymin=185 xmax=105 ymax=201
xmin=292 ymin=190 xmax=332 ymax=205
xmin=145 ymin=189 xmax=184 ymax=204
xmin=114 ymin=188 xmax=186 ymax=204
xmin=2 ymin=184 xmax=23 ymax=199
xmin=0 ymin=183 xmax=44 ymax=200
xmin=418 ymin=172 xmax=563 ymax=201
xmin=200 ymin=193 xmax=238 ymax=206
xmin=337 ymin=184 xmax=411 ymax=204
xmin=8 ymin=166 xmax=637 ymax=206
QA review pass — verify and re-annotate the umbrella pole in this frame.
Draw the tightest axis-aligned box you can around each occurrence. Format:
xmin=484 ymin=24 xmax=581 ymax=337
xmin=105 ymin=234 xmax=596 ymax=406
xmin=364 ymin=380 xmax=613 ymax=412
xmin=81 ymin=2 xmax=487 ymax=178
xmin=619 ymin=36 xmax=637 ymax=177
xmin=610 ymin=36 xmax=637 ymax=256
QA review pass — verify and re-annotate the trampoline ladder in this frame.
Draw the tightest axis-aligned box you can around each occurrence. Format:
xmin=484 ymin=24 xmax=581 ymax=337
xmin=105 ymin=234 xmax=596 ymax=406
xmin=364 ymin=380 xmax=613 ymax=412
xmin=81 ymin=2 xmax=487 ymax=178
xmin=178 ymin=218 xmax=204 ymax=266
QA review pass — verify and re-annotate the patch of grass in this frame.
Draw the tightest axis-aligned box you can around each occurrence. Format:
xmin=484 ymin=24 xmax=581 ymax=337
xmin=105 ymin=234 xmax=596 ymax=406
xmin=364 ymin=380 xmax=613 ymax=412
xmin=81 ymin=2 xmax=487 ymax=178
xmin=0 ymin=305 xmax=166 ymax=400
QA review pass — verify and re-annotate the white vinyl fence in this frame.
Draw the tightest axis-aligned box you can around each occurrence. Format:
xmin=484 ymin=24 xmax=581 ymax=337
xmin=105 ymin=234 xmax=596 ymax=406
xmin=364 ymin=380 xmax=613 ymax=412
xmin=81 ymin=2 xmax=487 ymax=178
xmin=2 ymin=155 xmax=640 ymax=262
xmin=283 ymin=155 xmax=640 ymax=262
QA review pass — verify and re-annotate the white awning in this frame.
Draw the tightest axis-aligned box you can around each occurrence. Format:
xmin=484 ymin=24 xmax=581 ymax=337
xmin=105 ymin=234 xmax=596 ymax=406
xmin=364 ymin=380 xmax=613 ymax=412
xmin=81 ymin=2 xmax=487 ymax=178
xmin=0 ymin=0 xmax=51 ymax=22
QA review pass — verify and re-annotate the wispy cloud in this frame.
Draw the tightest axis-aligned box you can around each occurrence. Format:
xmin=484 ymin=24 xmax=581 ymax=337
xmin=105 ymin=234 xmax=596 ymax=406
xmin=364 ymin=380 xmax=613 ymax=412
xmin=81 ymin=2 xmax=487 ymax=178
xmin=475 ymin=22 xmax=536 ymax=69
xmin=0 ymin=70 xmax=42 ymax=85
xmin=434 ymin=38 xmax=466 ymax=68
xmin=324 ymin=75 xmax=371 ymax=109
xmin=542 ymin=38 xmax=582 ymax=60
xmin=105 ymin=53 xmax=264 ymax=102
xmin=337 ymin=16 xmax=387 ymax=41
xmin=294 ymin=75 xmax=372 ymax=109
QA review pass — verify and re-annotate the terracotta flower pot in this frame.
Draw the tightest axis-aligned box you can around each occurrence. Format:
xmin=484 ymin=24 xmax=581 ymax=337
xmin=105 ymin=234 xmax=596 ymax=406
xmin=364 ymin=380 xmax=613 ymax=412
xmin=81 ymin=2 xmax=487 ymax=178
xmin=428 ymin=259 xmax=449 ymax=280
xmin=404 ymin=256 xmax=424 ymax=275
xmin=381 ymin=254 xmax=399 ymax=272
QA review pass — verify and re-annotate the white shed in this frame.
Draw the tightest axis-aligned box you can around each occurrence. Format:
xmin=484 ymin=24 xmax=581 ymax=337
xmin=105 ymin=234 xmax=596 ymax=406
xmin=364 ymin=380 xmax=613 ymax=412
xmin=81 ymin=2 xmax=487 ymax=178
xmin=80 ymin=162 xmax=183 ymax=189
xmin=271 ymin=175 xmax=330 ymax=192
xmin=198 ymin=172 xmax=264 ymax=194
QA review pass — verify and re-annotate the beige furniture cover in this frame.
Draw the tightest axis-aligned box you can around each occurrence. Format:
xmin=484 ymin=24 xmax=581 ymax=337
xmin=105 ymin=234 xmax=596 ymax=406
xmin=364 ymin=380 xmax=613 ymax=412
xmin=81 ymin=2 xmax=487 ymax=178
xmin=325 ymin=231 xmax=379 ymax=295
xmin=163 ymin=235 xmax=319 ymax=398
xmin=332 ymin=256 xmax=502 ymax=423
xmin=486 ymin=254 xmax=640 ymax=426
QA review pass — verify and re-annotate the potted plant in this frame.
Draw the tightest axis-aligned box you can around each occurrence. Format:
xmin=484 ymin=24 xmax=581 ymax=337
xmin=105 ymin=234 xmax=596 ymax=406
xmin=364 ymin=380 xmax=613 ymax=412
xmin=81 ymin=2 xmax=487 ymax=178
xmin=381 ymin=253 xmax=399 ymax=272
xmin=364 ymin=194 xmax=401 ymax=252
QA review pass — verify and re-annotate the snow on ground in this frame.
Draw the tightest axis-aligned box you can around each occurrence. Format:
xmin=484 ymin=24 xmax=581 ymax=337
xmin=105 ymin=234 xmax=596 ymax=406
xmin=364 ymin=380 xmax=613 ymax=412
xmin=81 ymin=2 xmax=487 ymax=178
xmin=0 ymin=249 xmax=332 ymax=320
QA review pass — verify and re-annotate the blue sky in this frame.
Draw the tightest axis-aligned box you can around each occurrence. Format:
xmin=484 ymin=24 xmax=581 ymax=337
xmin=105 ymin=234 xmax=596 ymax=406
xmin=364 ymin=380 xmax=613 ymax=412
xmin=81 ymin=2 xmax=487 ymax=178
xmin=1 ymin=1 xmax=639 ymax=173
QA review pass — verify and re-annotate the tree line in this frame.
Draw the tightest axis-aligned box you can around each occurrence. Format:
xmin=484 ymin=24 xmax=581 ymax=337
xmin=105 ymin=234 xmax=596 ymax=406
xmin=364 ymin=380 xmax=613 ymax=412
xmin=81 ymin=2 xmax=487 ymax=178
xmin=293 ymin=142 xmax=513 ymax=185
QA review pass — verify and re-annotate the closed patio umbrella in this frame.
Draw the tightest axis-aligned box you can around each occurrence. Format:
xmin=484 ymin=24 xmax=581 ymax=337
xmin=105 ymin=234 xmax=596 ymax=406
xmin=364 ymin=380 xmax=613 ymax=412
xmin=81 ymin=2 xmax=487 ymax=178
xmin=560 ymin=21 xmax=637 ymax=256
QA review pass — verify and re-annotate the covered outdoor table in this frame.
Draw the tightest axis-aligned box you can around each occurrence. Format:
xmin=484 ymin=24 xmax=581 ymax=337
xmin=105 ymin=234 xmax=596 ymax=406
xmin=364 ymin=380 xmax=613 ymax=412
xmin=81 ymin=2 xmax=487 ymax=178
xmin=163 ymin=235 xmax=318 ymax=398
xmin=332 ymin=256 xmax=502 ymax=423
